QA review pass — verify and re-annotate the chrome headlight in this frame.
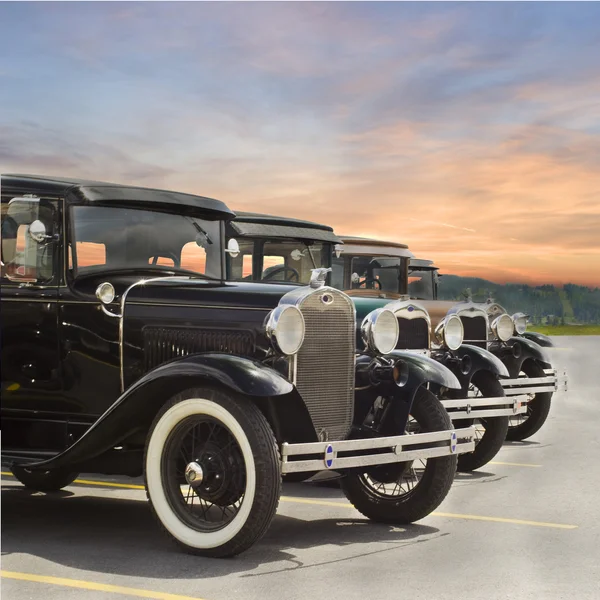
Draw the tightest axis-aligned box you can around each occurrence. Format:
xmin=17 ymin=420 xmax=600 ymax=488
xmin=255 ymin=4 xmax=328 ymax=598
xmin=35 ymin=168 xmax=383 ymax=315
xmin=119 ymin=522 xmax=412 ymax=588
xmin=361 ymin=308 xmax=399 ymax=355
xmin=512 ymin=312 xmax=528 ymax=335
xmin=266 ymin=305 xmax=305 ymax=355
xmin=491 ymin=313 xmax=514 ymax=342
xmin=434 ymin=314 xmax=464 ymax=351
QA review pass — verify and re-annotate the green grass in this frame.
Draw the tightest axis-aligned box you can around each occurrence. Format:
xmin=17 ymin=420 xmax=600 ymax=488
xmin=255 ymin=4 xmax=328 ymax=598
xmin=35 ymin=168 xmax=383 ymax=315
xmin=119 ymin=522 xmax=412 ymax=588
xmin=528 ymin=324 xmax=600 ymax=336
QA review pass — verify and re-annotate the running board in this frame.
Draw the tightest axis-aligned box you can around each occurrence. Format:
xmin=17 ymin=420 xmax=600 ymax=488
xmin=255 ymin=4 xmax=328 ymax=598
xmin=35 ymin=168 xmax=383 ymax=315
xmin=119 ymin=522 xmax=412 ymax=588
xmin=441 ymin=395 xmax=528 ymax=420
xmin=281 ymin=426 xmax=475 ymax=474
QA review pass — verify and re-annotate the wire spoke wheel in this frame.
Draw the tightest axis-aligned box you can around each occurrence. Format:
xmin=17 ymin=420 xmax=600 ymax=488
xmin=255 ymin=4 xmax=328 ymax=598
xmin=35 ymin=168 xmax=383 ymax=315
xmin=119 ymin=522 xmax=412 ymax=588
xmin=456 ymin=371 xmax=508 ymax=472
xmin=361 ymin=415 xmax=427 ymax=499
xmin=468 ymin=383 xmax=488 ymax=445
xmin=506 ymin=362 xmax=553 ymax=441
xmin=162 ymin=416 xmax=246 ymax=532
xmin=509 ymin=372 xmax=535 ymax=427
xmin=341 ymin=388 xmax=457 ymax=524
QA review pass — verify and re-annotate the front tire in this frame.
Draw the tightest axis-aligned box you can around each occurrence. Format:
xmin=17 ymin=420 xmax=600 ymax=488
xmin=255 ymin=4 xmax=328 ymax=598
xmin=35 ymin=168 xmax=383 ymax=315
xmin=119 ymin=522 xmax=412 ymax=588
xmin=341 ymin=387 xmax=457 ymax=524
xmin=456 ymin=371 xmax=509 ymax=472
xmin=144 ymin=387 xmax=281 ymax=557
xmin=506 ymin=361 xmax=552 ymax=441
xmin=11 ymin=466 xmax=79 ymax=492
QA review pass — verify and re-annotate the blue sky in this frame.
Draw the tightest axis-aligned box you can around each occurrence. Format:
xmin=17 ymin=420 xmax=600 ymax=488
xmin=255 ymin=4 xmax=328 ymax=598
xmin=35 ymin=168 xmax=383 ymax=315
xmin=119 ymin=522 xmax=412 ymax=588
xmin=1 ymin=2 xmax=599 ymax=284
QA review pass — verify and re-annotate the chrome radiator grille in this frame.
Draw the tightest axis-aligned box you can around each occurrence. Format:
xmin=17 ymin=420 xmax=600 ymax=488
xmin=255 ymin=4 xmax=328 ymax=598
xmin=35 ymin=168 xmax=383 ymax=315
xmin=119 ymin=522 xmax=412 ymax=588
xmin=460 ymin=316 xmax=487 ymax=349
xmin=396 ymin=317 xmax=429 ymax=350
xmin=295 ymin=288 xmax=356 ymax=441
xmin=143 ymin=327 xmax=255 ymax=372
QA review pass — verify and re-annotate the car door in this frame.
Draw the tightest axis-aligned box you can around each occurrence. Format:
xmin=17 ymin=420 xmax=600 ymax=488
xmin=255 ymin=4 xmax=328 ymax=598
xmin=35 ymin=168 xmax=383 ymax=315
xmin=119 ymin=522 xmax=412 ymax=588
xmin=1 ymin=190 xmax=67 ymax=450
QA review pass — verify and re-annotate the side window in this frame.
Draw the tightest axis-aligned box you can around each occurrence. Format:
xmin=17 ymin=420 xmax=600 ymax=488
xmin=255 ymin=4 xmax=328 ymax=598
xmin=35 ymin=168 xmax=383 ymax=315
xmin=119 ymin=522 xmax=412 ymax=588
xmin=180 ymin=242 xmax=206 ymax=272
xmin=331 ymin=256 xmax=345 ymax=289
xmin=1 ymin=195 xmax=59 ymax=284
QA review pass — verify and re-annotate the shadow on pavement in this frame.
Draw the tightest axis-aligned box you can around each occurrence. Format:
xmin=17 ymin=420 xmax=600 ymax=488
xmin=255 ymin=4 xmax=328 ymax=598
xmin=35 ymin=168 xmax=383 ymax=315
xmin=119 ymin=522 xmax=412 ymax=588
xmin=1 ymin=484 xmax=442 ymax=579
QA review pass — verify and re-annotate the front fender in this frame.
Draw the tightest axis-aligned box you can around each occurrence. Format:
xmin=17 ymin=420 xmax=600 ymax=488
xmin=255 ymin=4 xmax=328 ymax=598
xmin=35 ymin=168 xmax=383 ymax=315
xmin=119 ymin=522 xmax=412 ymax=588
xmin=387 ymin=351 xmax=462 ymax=390
xmin=521 ymin=331 xmax=554 ymax=348
xmin=18 ymin=354 xmax=296 ymax=471
xmin=492 ymin=337 xmax=552 ymax=377
xmin=439 ymin=344 xmax=510 ymax=391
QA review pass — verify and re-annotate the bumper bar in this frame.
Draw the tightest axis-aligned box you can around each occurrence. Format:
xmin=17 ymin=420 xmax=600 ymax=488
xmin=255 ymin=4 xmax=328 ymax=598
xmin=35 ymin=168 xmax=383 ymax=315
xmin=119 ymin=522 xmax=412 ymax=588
xmin=501 ymin=368 xmax=568 ymax=396
xmin=441 ymin=395 xmax=528 ymax=420
xmin=281 ymin=426 xmax=475 ymax=474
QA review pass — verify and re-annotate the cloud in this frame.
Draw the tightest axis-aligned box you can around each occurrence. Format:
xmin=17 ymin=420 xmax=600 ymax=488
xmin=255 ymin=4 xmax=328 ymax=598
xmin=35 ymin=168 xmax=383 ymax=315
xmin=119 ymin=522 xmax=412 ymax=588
xmin=1 ymin=2 xmax=599 ymax=286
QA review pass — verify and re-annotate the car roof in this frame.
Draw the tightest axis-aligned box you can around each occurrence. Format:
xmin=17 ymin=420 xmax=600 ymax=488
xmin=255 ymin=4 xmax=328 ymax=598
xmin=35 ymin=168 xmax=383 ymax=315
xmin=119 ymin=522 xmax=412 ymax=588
xmin=1 ymin=174 xmax=235 ymax=220
xmin=337 ymin=235 xmax=414 ymax=259
xmin=410 ymin=258 xmax=438 ymax=270
xmin=231 ymin=211 xmax=342 ymax=243
xmin=234 ymin=211 xmax=335 ymax=232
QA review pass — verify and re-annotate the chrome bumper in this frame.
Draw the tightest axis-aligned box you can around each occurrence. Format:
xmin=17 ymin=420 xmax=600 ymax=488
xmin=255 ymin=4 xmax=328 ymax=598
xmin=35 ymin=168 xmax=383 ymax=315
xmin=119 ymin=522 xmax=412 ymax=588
xmin=280 ymin=426 xmax=475 ymax=474
xmin=501 ymin=368 xmax=568 ymax=397
xmin=441 ymin=395 xmax=528 ymax=420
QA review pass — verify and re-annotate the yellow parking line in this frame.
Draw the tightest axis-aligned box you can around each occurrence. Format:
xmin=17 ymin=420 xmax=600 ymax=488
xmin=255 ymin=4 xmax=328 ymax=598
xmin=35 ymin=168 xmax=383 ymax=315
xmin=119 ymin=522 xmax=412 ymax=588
xmin=2 ymin=472 xmax=577 ymax=530
xmin=489 ymin=461 xmax=542 ymax=468
xmin=0 ymin=570 xmax=207 ymax=600
xmin=1 ymin=472 xmax=145 ymax=490
xmin=279 ymin=496 xmax=577 ymax=529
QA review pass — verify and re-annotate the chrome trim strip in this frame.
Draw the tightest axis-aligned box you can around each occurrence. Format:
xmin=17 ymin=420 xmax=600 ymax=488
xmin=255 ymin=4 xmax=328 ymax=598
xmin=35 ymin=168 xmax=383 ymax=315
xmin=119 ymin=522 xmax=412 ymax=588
xmin=281 ymin=426 xmax=475 ymax=473
xmin=118 ymin=276 xmax=191 ymax=392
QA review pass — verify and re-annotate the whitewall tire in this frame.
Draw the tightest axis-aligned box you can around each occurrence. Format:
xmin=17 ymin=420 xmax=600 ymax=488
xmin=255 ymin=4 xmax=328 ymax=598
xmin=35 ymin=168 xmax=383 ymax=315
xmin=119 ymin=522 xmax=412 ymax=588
xmin=144 ymin=387 xmax=281 ymax=557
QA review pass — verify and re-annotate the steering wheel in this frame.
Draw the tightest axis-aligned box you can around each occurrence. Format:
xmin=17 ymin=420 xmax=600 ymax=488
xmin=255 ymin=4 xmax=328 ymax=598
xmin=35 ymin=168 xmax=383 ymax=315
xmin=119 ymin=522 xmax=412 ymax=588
xmin=262 ymin=266 xmax=300 ymax=282
xmin=359 ymin=277 xmax=382 ymax=290
xmin=150 ymin=252 xmax=180 ymax=268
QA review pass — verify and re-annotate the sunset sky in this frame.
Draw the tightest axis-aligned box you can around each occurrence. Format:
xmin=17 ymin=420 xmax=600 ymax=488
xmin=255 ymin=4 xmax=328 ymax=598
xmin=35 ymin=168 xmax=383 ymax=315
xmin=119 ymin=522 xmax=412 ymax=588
xmin=1 ymin=2 xmax=599 ymax=286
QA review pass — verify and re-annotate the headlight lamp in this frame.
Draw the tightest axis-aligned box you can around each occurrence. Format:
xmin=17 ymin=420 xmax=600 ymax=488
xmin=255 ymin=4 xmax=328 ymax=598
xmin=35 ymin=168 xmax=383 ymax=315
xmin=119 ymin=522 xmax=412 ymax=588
xmin=361 ymin=308 xmax=399 ymax=355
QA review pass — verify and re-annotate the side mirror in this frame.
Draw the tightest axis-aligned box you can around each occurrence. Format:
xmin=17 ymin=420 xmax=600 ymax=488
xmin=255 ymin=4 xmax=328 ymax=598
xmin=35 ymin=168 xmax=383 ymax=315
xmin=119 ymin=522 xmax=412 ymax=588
xmin=225 ymin=238 xmax=240 ymax=259
xmin=28 ymin=220 xmax=48 ymax=243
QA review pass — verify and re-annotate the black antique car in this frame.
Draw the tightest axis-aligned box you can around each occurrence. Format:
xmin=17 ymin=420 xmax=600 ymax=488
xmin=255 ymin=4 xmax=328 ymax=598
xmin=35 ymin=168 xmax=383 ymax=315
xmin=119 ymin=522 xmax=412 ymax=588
xmin=0 ymin=175 xmax=475 ymax=558
xmin=228 ymin=217 xmax=534 ymax=472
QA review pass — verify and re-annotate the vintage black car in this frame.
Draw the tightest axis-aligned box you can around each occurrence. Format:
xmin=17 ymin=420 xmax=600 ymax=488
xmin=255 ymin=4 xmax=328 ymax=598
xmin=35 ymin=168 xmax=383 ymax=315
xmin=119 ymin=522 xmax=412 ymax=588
xmin=228 ymin=218 xmax=535 ymax=472
xmin=407 ymin=257 xmax=567 ymax=440
xmin=0 ymin=175 xmax=475 ymax=558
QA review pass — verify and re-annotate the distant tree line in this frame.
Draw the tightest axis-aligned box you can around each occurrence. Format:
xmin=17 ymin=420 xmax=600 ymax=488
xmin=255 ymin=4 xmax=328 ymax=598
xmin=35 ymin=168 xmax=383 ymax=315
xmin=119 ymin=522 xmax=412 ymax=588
xmin=437 ymin=276 xmax=600 ymax=324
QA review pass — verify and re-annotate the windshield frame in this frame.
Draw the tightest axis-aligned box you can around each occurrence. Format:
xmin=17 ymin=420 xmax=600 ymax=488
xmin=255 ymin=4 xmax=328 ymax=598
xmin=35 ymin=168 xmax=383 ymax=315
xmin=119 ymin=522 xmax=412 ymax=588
xmin=226 ymin=235 xmax=333 ymax=285
xmin=407 ymin=266 xmax=437 ymax=300
xmin=335 ymin=253 xmax=409 ymax=294
xmin=67 ymin=204 xmax=225 ymax=281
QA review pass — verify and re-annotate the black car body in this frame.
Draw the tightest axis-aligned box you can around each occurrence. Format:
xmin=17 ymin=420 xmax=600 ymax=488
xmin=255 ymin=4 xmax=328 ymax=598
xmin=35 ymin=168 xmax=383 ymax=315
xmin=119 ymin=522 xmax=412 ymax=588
xmin=1 ymin=175 xmax=474 ymax=557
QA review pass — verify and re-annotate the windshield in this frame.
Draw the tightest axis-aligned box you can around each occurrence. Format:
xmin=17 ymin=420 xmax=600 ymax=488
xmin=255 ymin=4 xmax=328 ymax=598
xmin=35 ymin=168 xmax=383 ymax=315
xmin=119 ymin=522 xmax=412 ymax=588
xmin=408 ymin=267 xmax=436 ymax=300
xmin=70 ymin=206 xmax=223 ymax=278
xmin=333 ymin=255 xmax=408 ymax=294
xmin=227 ymin=237 xmax=331 ymax=284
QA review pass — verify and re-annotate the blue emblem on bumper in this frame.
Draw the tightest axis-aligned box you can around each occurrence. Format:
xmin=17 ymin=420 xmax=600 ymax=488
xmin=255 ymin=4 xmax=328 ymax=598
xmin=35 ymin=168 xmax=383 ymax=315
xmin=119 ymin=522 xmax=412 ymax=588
xmin=324 ymin=444 xmax=334 ymax=468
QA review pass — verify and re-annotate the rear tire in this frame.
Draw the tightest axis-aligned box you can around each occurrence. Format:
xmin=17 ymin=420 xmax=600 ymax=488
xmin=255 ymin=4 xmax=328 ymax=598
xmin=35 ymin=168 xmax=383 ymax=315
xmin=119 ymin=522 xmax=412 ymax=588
xmin=506 ymin=361 xmax=552 ymax=441
xmin=456 ymin=372 xmax=509 ymax=472
xmin=144 ymin=387 xmax=281 ymax=557
xmin=11 ymin=466 xmax=79 ymax=492
xmin=341 ymin=387 xmax=457 ymax=524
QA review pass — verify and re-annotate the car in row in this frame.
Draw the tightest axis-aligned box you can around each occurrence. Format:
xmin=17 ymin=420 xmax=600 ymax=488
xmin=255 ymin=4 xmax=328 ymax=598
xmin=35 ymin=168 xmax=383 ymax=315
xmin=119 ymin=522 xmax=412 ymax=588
xmin=1 ymin=174 xmax=474 ymax=558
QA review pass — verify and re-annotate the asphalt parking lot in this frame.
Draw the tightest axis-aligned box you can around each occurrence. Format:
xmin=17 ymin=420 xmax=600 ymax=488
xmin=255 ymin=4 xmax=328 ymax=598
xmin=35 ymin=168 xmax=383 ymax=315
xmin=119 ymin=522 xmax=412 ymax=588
xmin=2 ymin=336 xmax=599 ymax=600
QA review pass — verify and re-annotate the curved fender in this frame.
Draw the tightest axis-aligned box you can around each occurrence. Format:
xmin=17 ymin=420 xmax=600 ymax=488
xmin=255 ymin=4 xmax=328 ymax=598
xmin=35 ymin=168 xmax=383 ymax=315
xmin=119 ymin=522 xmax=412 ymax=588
xmin=521 ymin=331 xmax=554 ymax=348
xmin=366 ymin=351 xmax=461 ymax=433
xmin=441 ymin=344 xmax=510 ymax=392
xmin=495 ymin=337 xmax=552 ymax=377
xmin=19 ymin=354 xmax=297 ymax=472
xmin=457 ymin=344 xmax=510 ymax=378
xmin=387 ymin=351 xmax=461 ymax=390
